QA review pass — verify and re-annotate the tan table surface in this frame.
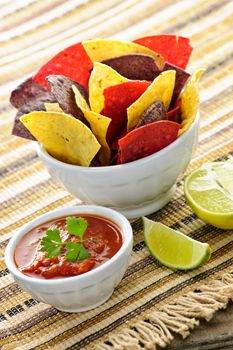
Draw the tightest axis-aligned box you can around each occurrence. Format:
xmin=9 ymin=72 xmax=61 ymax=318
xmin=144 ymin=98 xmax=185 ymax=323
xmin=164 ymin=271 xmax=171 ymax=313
xmin=1 ymin=1 xmax=233 ymax=349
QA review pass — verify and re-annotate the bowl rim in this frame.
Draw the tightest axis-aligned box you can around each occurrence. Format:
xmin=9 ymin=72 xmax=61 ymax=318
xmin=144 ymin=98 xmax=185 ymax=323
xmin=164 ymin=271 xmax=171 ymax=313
xmin=5 ymin=205 xmax=133 ymax=286
xmin=36 ymin=111 xmax=200 ymax=172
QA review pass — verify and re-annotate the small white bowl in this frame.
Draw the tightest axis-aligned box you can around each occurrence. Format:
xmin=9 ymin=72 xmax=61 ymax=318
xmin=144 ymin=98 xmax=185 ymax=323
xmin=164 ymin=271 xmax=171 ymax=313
xmin=37 ymin=113 xmax=199 ymax=219
xmin=5 ymin=205 xmax=133 ymax=312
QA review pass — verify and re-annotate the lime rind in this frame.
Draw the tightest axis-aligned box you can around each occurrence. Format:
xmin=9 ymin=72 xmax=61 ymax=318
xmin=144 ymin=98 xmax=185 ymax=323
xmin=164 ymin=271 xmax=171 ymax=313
xmin=143 ymin=217 xmax=211 ymax=271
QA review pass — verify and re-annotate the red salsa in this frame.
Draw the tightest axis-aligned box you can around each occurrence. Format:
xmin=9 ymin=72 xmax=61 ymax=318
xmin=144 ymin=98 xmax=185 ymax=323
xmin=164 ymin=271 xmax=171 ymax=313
xmin=14 ymin=214 xmax=123 ymax=279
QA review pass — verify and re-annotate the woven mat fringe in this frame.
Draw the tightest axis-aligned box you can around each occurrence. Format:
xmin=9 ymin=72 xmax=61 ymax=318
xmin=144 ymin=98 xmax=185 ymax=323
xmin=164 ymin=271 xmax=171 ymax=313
xmin=95 ymin=271 xmax=233 ymax=350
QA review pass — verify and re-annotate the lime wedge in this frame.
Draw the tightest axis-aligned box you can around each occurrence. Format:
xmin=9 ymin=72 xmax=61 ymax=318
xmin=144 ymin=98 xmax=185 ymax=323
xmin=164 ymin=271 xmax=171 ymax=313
xmin=143 ymin=217 xmax=211 ymax=270
xmin=184 ymin=160 xmax=233 ymax=229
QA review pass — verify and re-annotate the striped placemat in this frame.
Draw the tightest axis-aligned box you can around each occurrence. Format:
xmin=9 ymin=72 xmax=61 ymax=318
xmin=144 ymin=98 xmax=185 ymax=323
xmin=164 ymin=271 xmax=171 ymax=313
xmin=1 ymin=0 xmax=233 ymax=349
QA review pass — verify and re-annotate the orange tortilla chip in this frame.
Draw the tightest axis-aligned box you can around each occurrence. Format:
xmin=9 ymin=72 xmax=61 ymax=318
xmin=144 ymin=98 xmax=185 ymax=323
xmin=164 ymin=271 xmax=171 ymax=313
xmin=127 ymin=70 xmax=176 ymax=130
xmin=20 ymin=111 xmax=100 ymax=166
xmin=178 ymin=68 xmax=205 ymax=136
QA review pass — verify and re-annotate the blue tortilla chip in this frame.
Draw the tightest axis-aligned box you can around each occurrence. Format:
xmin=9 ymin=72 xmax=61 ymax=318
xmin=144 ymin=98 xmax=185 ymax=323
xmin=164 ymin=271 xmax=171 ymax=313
xmin=163 ymin=62 xmax=190 ymax=106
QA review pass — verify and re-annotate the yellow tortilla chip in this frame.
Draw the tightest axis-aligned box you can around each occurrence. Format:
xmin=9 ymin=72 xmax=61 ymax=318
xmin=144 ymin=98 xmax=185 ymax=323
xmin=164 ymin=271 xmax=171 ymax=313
xmin=20 ymin=111 xmax=100 ymax=166
xmin=44 ymin=102 xmax=63 ymax=113
xmin=127 ymin=70 xmax=176 ymax=131
xmin=83 ymin=39 xmax=164 ymax=69
xmin=89 ymin=62 xmax=128 ymax=113
xmin=178 ymin=68 xmax=205 ymax=136
xmin=81 ymin=110 xmax=111 ymax=165
xmin=72 ymin=85 xmax=111 ymax=165
xmin=71 ymin=89 xmax=90 ymax=111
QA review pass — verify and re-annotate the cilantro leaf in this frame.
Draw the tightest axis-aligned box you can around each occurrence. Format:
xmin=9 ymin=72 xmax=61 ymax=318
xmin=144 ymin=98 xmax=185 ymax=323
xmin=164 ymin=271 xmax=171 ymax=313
xmin=40 ymin=237 xmax=55 ymax=251
xmin=66 ymin=242 xmax=80 ymax=262
xmin=46 ymin=228 xmax=62 ymax=243
xmin=40 ymin=219 xmax=90 ymax=263
xmin=78 ymin=245 xmax=90 ymax=260
xmin=47 ymin=246 xmax=61 ymax=258
xmin=40 ymin=228 xmax=62 ymax=258
xmin=66 ymin=217 xmax=87 ymax=239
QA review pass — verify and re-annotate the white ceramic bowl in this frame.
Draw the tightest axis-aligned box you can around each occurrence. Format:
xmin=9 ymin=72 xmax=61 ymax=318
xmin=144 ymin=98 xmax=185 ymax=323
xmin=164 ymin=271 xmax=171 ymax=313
xmin=37 ymin=113 xmax=199 ymax=218
xmin=5 ymin=205 xmax=133 ymax=312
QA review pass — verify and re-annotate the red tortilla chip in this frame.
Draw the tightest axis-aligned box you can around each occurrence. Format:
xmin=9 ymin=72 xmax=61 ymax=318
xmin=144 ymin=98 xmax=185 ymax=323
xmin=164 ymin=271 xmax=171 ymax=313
xmin=111 ymin=152 xmax=120 ymax=165
xmin=119 ymin=120 xmax=180 ymax=164
xmin=116 ymin=153 xmax=121 ymax=165
xmin=103 ymin=81 xmax=150 ymax=143
xmin=167 ymin=100 xmax=181 ymax=123
xmin=111 ymin=138 xmax=119 ymax=151
xmin=134 ymin=35 xmax=193 ymax=69
xmin=110 ymin=128 xmax=127 ymax=150
xmin=33 ymin=43 xmax=93 ymax=91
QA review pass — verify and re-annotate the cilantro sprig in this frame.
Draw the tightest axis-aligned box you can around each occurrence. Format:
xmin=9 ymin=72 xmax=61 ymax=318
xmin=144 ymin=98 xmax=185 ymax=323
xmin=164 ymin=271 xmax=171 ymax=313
xmin=40 ymin=228 xmax=62 ymax=258
xmin=40 ymin=217 xmax=89 ymax=262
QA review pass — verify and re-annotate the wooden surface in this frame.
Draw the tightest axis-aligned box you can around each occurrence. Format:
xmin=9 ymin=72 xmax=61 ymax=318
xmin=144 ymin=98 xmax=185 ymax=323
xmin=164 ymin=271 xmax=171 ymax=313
xmin=160 ymin=302 xmax=233 ymax=350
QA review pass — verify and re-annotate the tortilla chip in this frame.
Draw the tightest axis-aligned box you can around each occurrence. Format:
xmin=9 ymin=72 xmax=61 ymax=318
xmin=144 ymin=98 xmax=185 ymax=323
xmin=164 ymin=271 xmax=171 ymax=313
xmin=72 ymin=85 xmax=111 ymax=165
xmin=83 ymin=39 xmax=164 ymax=69
xmin=10 ymin=77 xmax=56 ymax=140
xmin=80 ymin=110 xmax=111 ymax=165
xmin=89 ymin=62 xmax=128 ymax=113
xmin=46 ymin=75 xmax=88 ymax=124
xmin=110 ymin=128 xmax=127 ymax=150
xmin=20 ymin=111 xmax=100 ymax=166
xmin=178 ymin=68 xmax=205 ymax=136
xmin=12 ymin=95 xmax=56 ymax=140
xmin=102 ymin=54 xmax=161 ymax=81
xmin=127 ymin=70 xmax=176 ymax=131
xmin=136 ymin=100 xmax=167 ymax=128
xmin=134 ymin=35 xmax=193 ymax=69
xmin=10 ymin=77 xmax=52 ymax=109
xmin=44 ymin=102 xmax=63 ymax=113
xmin=12 ymin=110 xmax=36 ymax=140
xmin=72 ymin=85 xmax=90 ymax=111
xmin=111 ymin=152 xmax=121 ymax=165
xmin=103 ymin=81 xmax=150 ymax=143
xmin=167 ymin=100 xmax=181 ymax=123
xmin=119 ymin=120 xmax=180 ymax=164
xmin=163 ymin=62 xmax=190 ymax=105
xmin=33 ymin=43 xmax=93 ymax=91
